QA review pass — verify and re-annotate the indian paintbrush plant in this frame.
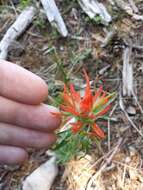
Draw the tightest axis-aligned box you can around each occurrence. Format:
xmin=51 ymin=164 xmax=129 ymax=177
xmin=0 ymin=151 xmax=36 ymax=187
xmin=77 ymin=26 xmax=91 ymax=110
xmin=52 ymin=69 xmax=116 ymax=164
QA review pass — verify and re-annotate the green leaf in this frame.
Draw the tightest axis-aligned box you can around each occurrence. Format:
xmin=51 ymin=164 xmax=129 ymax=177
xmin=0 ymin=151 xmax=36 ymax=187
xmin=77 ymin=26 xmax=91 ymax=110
xmin=53 ymin=130 xmax=93 ymax=164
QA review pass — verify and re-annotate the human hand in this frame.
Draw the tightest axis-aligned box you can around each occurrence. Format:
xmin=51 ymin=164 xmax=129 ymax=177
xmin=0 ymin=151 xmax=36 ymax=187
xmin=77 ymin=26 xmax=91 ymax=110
xmin=0 ymin=60 xmax=61 ymax=165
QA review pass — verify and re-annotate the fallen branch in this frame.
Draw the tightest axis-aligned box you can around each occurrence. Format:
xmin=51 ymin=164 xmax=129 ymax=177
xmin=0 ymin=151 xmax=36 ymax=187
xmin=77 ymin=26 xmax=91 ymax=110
xmin=78 ymin=0 xmax=112 ymax=25
xmin=40 ymin=0 xmax=68 ymax=37
xmin=122 ymin=46 xmax=143 ymax=113
xmin=0 ymin=6 xmax=36 ymax=60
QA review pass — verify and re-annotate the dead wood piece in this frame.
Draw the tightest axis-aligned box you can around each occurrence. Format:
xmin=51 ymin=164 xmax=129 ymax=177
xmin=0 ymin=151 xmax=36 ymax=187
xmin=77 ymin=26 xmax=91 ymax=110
xmin=78 ymin=0 xmax=112 ymax=25
xmin=132 ymin=14 xmax=143 ymax=21
xmin=122 ymin=47 xmax=133 ymax=97
xmin=114 ymin=0 xmax=133 ymax=15
xmin=128 ymin=0 xmax=139 ymax=13
xmin=123 ymin=44 xmax=143 ymax=114
xmin=115 ymin=0 xmax=143 ymax=21
xmin=40 ymin=0 xmax=68 ymax=37
xmin=0 ymin=6 xmax=36 ymax=60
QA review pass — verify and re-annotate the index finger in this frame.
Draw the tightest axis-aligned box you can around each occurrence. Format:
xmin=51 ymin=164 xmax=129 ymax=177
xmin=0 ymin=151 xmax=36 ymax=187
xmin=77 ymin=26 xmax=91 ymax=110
xmin=0 ymin=60 xmax=48 ymax=104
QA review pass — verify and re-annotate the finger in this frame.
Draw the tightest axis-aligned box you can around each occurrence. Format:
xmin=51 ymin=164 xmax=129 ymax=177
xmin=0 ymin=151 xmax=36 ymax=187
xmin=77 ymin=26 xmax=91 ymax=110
xmin=0 ymin=145 xmax=28 ymax=165
xmin=0 ymin=60 xmax=48 ymax=104
xmin=0 ymin=123 xmax=56 ymax=148
xmin=0 ymin=96 xmax=61 ymax=132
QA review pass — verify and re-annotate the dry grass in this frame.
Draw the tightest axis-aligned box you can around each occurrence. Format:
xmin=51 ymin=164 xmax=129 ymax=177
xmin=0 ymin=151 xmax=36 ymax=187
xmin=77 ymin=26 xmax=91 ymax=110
xmin=63 ymin=149 xmax=143 ymax=190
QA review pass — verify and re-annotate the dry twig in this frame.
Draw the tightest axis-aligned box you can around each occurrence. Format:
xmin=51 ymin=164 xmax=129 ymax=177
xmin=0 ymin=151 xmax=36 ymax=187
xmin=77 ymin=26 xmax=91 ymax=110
xmin=101 ymin=30 xmax=116 ymax=48
xmin=108 ymin=103 xmax=118 ymax=151
xmin=86 ymin=138 xmax=123 ymax=187
xmin=119 ymin=93 xmax=143 ymax=137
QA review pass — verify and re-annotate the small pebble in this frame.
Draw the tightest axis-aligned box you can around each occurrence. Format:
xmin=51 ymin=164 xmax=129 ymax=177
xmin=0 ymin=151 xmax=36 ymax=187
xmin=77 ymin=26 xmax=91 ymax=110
xmin=127 ymin=106 xmax=136 ymax=116
xmin=125 ymin=157 xmax=131 ymax=163
xmin=128 ymin=146 xmax=137 ymax=156
xmin=60 ymin=46 xmax=64 ymax=51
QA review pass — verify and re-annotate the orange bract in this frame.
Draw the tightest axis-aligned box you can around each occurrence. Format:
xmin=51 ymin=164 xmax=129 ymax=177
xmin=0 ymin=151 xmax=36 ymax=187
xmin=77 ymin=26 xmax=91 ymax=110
xmin=60 ymin=70 xmax=115 ymax=139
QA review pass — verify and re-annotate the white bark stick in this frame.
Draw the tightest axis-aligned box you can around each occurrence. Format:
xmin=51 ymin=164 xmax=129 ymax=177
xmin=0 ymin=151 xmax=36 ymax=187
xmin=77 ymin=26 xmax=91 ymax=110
xmin=40 ymin=0 xmax=68 ymax=37
xmin=0 ymin=6 xmax=36 ymax=60
xmin=78 ymin=0 xmax=112 ymax=25
xmin=122 ymin=47 xmax=133 ymax=96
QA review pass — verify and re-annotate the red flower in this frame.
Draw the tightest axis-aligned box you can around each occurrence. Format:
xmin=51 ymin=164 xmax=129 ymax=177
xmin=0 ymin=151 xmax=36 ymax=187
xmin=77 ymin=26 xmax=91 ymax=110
xmin=60 ymin=70 xmax=115 ymax=139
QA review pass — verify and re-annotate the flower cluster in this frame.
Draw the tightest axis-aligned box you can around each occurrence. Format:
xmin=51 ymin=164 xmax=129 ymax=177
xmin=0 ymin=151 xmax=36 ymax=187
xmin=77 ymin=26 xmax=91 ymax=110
xmin=60 ymin=70 xmax=115 ymax=139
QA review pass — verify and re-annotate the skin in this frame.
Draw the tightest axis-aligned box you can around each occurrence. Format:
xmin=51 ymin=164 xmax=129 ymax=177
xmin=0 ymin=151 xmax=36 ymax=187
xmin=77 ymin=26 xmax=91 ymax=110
xmin=0 ymin=60 xmax=61 ymax=165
